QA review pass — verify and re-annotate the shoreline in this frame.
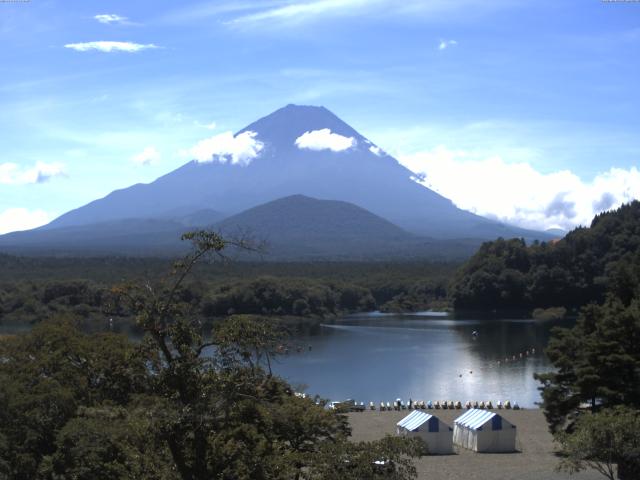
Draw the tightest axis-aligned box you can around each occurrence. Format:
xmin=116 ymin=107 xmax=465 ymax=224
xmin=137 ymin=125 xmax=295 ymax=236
xmin=347 ymin=409 xmax=602 ymax=480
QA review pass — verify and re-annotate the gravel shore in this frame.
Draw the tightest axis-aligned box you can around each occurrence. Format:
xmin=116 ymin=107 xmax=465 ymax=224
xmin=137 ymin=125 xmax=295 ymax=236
xmin=348 ymin=408 xmax=602 ymax=480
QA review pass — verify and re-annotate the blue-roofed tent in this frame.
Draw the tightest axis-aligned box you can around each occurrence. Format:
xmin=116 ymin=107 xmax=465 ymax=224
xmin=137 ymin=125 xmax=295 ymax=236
xmin=396 ymin=410 xmax=453 ymax=454
xmin=453 ymin=409 xmax=516 ymax=452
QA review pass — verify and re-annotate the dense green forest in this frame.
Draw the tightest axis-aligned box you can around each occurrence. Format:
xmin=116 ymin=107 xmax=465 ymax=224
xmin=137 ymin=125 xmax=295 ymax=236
xmin=0 ymin=232 xmax=423 ymax=479
xmin=0 ymin=256 xmax=455 ymax=329
xmin=449 ymin=201 xmax=640 ymax=314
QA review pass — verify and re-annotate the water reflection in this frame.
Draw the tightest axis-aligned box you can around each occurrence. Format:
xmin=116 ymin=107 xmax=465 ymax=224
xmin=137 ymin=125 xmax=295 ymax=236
xmin=272 ymin=312 xmax=571 ymax=407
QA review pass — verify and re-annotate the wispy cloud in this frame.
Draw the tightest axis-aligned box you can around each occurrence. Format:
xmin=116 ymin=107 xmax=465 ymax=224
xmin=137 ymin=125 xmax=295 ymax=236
xmin=0 ymin=208 xmax=53 ymax=234
xmin=154 ymin=1 xmax=288 ymax=26
xmin=131 ymin=146 xmax=160 ymax=166
xmin=194 ymin=120 xmax=217 ymax=130
xmin=231 ymin=0 xmax=369 ymax=25
xmin=64 ymin=41 xmax=158 ymax=53
xmin=230 ymin=0 xmax=511 ymax=27
xmin=94 ymin=14 xmax=129 ymax=25
xmin=185 ymin=131 xmax=264 ymax=166
xmin=399 ymin=145 xmax=640 ymax=230
xmin=438 ymin=39 xmax=457 ymax=50
xmin=0 ymin=161 xmax=65 ymax=185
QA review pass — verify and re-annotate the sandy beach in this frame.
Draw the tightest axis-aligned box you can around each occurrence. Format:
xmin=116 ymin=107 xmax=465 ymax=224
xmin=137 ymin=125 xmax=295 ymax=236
xmin=348 ymin=408 xmax=603 ymax=480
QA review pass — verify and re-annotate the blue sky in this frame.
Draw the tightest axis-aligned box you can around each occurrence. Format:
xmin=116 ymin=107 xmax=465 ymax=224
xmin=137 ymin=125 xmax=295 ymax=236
xmin=1 ymin=0 xmax=639 ymax=233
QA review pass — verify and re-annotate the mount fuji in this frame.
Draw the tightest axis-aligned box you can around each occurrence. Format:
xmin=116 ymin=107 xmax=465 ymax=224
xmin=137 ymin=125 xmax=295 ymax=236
xmin=0 ymin=104 xmax=552 ymax=258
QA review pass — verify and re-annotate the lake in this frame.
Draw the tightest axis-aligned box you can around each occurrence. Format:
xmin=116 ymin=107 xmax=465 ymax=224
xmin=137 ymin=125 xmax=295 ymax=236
xmin=272 ymin=312 xmax=570 ymax=408
xmin=1 ymin=311 xmax=568 ymax=408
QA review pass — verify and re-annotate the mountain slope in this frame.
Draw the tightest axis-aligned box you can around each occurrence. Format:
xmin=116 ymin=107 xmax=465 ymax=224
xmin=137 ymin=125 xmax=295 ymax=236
xmin=214 ymin=194 xmax=421 ymax=259
xmin=38 ymin=104 xmax=551 ymax=242
xmin=214 ymin=195 xmax=484 ymax=260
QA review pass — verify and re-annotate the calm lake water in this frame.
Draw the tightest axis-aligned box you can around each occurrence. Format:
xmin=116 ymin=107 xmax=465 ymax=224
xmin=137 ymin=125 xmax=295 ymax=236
xmin=272 ymin=312 xmax=571 ymax=408
xmin=1 ymin=311 xmax=569 ymax=408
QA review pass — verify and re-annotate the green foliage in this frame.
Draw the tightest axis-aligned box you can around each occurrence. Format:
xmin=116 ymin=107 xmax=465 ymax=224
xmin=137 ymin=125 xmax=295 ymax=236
xmin=0 ymin=318 xmax=147 ymax=480
xmin=556 ymin=406 xmax=640 ymax=480
xmin=308 ymin=435 xmax=424 ymax=480
xmin=535 ymin=296 xmax=640 ymax=432
xmin=0 ymin=232 xmax=422 ymax=480
xmin=40 ymin=406 xmax=176 ymax=480
xmin=450 ymin=201 xmax=640 ymax=312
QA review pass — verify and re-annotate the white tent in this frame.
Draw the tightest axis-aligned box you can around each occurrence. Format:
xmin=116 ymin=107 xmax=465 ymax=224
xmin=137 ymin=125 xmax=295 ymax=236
xmin=453 ymin=409 xmax=517 ymax=452
xmin=396 ymin=410 xmax=453 ymax=454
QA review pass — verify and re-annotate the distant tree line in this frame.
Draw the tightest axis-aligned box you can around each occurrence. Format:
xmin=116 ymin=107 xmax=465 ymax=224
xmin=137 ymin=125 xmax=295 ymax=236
xmin=0 ymin=261 xmax=455 ymax=329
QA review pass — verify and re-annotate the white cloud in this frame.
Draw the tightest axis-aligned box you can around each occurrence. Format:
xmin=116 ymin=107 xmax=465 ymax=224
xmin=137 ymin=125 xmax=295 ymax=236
xmin=0 ymin=161 xmax=65 ymax=185
xmin=295 ymin=129 xmax=356 ymax=152
xmin=369 ymin=145 xmax=385 ymax=156
xmin=131 ymin=146 xmax=160 ymax=166
xmin=438 ymin=39 xmax=457 ymax=50
xmin=64 ymin=41 xmax=158 ymax=53
xmin=186 ymin=131 xmax=264 ymax=166
xmin=0 ymin=208 xmax=52 ymax=234
xmin=398 ymin=145 xmax=640 ymax=231
xmin=94 ymin=14 xmax=128 ymax=25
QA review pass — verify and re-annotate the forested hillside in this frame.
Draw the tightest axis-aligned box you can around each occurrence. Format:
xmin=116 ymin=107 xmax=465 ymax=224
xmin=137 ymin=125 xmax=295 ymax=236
xmin=449 ymin=201 xmax=640 ymax=313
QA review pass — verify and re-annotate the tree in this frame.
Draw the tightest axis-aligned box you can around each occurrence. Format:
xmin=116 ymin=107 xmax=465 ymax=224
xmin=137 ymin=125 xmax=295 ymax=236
xmin=556 ymin=407 xmax=640 ymax=480
xmin=39 ymin=406 xmax=176 ymax=480
xmin=308 ymin=435 xmax=424 ymax=480
xmin=109 ymin=230 xmax=422 ymax=480
xmin=535 ymin=297 xmax=640 ymax=432
xmin=0 ymin=318 xmax=148 ymax=479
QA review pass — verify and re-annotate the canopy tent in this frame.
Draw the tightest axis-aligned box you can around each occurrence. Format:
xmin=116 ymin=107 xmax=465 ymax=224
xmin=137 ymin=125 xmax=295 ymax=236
xmin=453 ymin=409 xmax=517 ymax=452
xmin=396 ymin=410 xmax=453 ymax=454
